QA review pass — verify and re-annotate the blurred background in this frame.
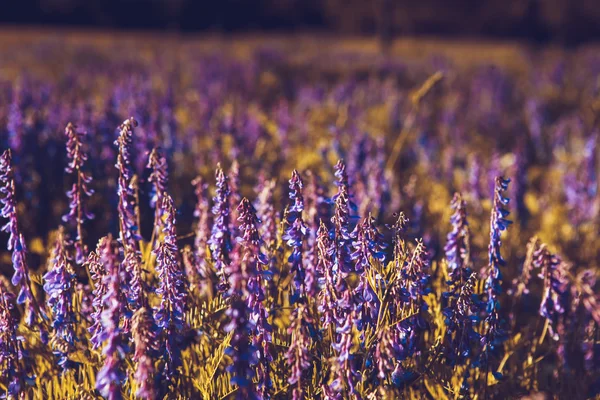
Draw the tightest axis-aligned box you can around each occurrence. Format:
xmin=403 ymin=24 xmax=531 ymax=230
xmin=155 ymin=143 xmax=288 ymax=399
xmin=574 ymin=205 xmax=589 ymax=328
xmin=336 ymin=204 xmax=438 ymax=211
xmin=1 ymin=0 xmax=600 ymax=45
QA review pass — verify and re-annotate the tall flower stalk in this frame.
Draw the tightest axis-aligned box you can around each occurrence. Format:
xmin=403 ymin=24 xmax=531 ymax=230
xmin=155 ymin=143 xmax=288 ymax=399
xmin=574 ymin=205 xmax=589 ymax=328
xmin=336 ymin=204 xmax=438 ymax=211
xmin=147 ymin=147 xmax=168 ymax=237
xmin=255 ymin=177 xmax=278 ymax=251
xmin=284 ymin=170 xmax=308 ymax=294
xmin=96 ymin=236 xmax=128 ymax=400
xmin=224 ymin=203 xmax=258 ymax=399
xmin=0 ymin=282 xmax=26 ymax=398
xmin=351 ymin=214 xmax=386 ymax=328
xmin=209 ymin=164 xmax=232 ymax=288
xmin=115 ymin=117 xmax=140 ymax=247
xmin=0 ymin=149 xmax=41 ymax=328
xmin=332 ymin=160 xmax=356 ymax=276
xmin=444 ymin=192 xmax=471 ymax=285
xmin=62 ymin=122 xmax=94 ymax=264
xmin=131 ymin=307 xmax=158 ymax=399
xmin=237 ymin=197 xmax=272 ymax=397
xmin=154 ymin=194 xmax=187 ymax=380
xmin=43 ymin=227 xmax=76 ymax=369
xmin=115 ymin=118 xmax=145 ymax=314
xmin=286 ymin=302 xmax=314 ymax=400
xmin=483 ymin=177 xmax=512 ymax=363
xmin=535 ymin=244 xmax=569 ymax=340
xmin=87 ymin=238 xmax=110 ymax=349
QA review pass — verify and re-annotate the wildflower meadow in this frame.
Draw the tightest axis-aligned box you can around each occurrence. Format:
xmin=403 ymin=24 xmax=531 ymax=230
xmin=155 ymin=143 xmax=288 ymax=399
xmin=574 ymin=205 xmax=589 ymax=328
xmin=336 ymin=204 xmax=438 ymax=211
xmin=0 ymin=34 xmax=598 ymax=399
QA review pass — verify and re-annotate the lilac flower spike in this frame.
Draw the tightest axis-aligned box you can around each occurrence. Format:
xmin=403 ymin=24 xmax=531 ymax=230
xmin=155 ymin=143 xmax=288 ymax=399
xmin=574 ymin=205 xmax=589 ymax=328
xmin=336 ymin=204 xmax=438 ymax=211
xmin=443 ymin=273 xmax=481 ymax=365
xmin=332 ymin=160 xmax=356 ymax=275
xmin=147 ymin=147 xmax=168 ymax=210
xmin=0 ymin=282 xmax=25 ymax=397
xmin=374 ymin=325 xmax=401 ymax=380
xmin=62 ymin=122 xmax=94 ymax=264
xmin=444 ymin=192 xmax=471 ymax=285
xmin=154 ymin=194 xmax=187 ymax=380
xmin=225 ymin=296 xmax=257 ymax=399
xmin=115 ymin=118 xmax=145 ymax=313
xmin=209 ymin=163 xmax=232 ymax=285
xmin=224 ymin=202 xmax=259 ymax=399
xmin=286 ymin=302 xmax=313 ymax=400
xmin=351 ymin=214 xmax=386 ymax=327
xmin=86 ymin=237 xmax=113 ymax=349
xmin=317 ymin=221 xmax=337 ymax=330
xmin=487 ymin=177 xmax=512 ymax=290
xmin=255 ymin=177 xmax=278 ymax=250
xmin=43 ymin=227 xmax=76 ymax=369
xmin=115 ymin=117 xmax=140 ymax=246
xmin=95 ymin=236 xmax=127 ymax=400
xmin=0 ymin=149 xmax=40 ymax=327
xmin=351 ymin=213 xmax=386 ymax=273
xmin=534 ymin=244 xmax=568 ymax=337
xmin=284 ymin=170 xmax=308 ymax=293
xmin=330 ymin=300 xmax=359 ymax=397
xmin=236 ymin=197 xmax=272 ymax=397
xmin=484 ymin=176 xmax=512 ymax=353
xmin=131 ymin=307 xmax=158 ymax=400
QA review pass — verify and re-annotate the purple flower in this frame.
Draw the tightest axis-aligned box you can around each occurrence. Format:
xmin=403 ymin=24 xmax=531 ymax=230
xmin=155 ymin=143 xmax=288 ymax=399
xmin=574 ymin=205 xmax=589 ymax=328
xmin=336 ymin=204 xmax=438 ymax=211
xmin=444 ymin=193 xmax=471 ymax=285
xmin=225 ymin=277 xmax=258 ymax=397
xmin=123 ymin=244 xmax=146 ymax=313
xmin=255 ymin=176 xmax=278 ymax=251
xmin=317 ymin=221 xmax=337 ymax=330
xmin=305 ymin=170 xmax=331 ymax=247
xmin=225 ymin=296 xmax=258 ymax=399
xmin=0 ymin=282 xmax=25 ymax=397
xmin=131 ymin=307 xmax=158 ymax=400
xmin=43 ymin=227 xmax=76 ymax=369
xmin=154 ymin=194 xmax=187 ymax=380
xmin=284 ymin=170 xmax=308 ymax=293
xmin=329 ymin=298 xmax=359 ymax=397
xmin=115 ymin=117 xmax=140 ymax=246
xmin=404 ymin=240 xmax=431 ymax=302
xmin=209 ymin=164 xmax=232 ymax=285
xmin=304 ymin=171 xmax=329 ymax=298
xmin=351 ymin=213 xmax=386 ymax=273
xmin=62 ymin=122 xmax=94 ymax=264
xmin=487 ymin=177 xmax=512 ymax=292
xmin=115 ymin=118 xmax=145 ymax=315
xmin=373 ymin=325 xmax=402 ymax=380
xmin=351 ymin=214 xmax=386 ymax=328
xmin=331 ymin=160 xmax=356 ymax=275
xmin=87 ymin=238 xmax=110 ymax=349
xmin=0 ymin=150 xmax=20 ymax=252
xmin=483 ymin=176 xmax=512 ymax=354
xmin=147 ymin=147 xmax=168 ymax=210
xmin=95 ymin=236 xmax=127 ymax=400
xmin=535 ymin=244 xmax=569 ymax=338
xmin=286 ymin=302 xmax=313 ymax=400
xmin=0 ymin=149 xmax=40 ymax=327
xmin=236 ymin=198 xmax=272 ymax=397
xmin=442 ymin=273 xmax=481 ymax=365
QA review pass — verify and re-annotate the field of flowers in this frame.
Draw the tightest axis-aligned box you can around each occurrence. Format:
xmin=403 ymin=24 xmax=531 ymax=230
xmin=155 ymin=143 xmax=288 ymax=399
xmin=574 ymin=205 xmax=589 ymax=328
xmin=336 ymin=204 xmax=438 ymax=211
xmin=0 ymin=32 xmax=598 ymax=399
